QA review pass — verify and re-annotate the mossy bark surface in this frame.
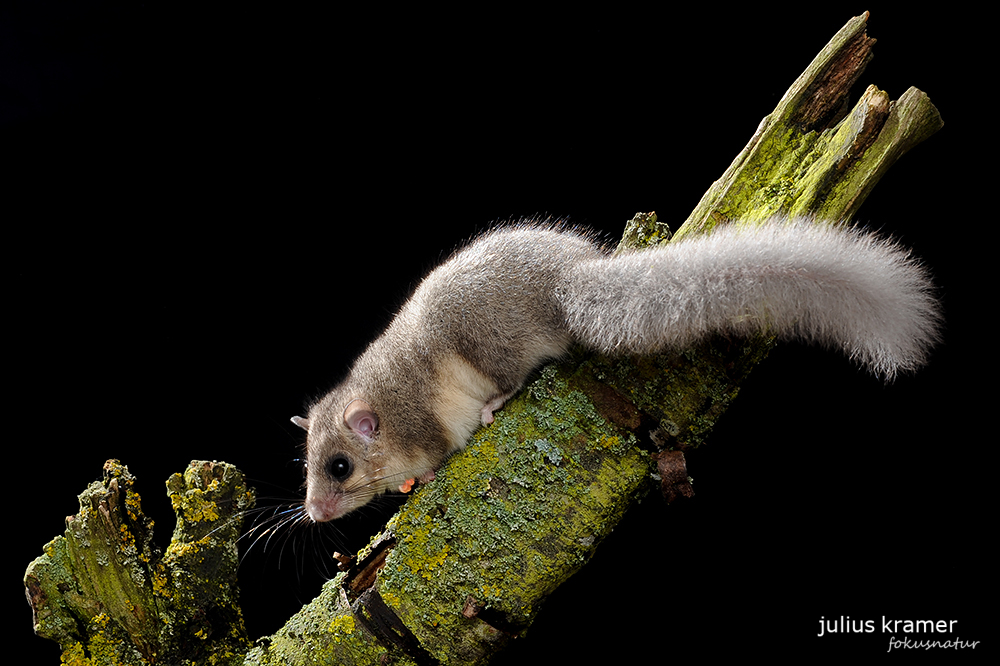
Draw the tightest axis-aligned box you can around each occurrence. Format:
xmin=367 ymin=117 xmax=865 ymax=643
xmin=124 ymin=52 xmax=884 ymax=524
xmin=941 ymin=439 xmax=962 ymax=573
xmin=676 ymin=12 xmax=941 ymax=237
xmin=25 ymin=12 xmax=942 ymax=665
xmin=24 ymin=460 xmax=255 ymax=666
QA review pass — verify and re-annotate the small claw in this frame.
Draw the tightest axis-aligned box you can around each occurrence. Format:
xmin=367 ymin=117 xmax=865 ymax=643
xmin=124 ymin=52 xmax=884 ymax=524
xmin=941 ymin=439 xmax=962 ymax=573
xmin=398 ymin=478 xmax=415 ymax=493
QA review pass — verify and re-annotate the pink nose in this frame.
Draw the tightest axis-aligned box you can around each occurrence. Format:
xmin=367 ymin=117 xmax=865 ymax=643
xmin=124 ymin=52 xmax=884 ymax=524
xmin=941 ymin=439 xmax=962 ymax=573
xmin=306 ymin=493 xmax=347 ymax=522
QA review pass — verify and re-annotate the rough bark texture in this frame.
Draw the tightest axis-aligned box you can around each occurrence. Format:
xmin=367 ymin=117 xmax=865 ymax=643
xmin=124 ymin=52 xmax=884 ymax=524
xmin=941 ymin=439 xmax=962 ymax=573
xmin=24 ymin=460 xmax=255 ymax=665
xmin=677 ymin=13 xmax=941 ymax=236
xmin=24 ymin=12 xmax=942 ymax=665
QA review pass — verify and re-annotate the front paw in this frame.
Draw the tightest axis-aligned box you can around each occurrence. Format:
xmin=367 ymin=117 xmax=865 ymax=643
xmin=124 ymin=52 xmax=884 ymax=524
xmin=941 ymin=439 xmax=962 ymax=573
xmin=398 ymin=470 xmax=437 ymax=493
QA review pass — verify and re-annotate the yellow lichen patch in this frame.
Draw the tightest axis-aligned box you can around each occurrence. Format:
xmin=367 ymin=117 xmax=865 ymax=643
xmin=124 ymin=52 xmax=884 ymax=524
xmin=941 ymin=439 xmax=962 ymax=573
xmin=439 ymin=435 xmax=500 ymax=499
xmin=398 ymin=514 xmax=454 ymax=581
xmin=77 ymin=613 xmax=140 ymax=665
xmin=151 ymin=564 xmax=171 ymax=599
xmin=165 ymin=539 xmax=199 ymax=559
xmin=420 ymin=545 xmax=450 ymax=579
xmin=124 ymin=489 xmax=144 ymax=523
xmin=593 ymin=434 xmax=625 ymax=453
xmin=380 ymin=589 xmax=402 ymax=610
xmin=59 ymin=642 xmax=92 ymax=666
xmin=328 ymin=614 xmax=355 ymax=643
xmin=170 ymin=489 xmax=221 ymax=523
xmin=117 ymin=523 xmax=137 ymax=552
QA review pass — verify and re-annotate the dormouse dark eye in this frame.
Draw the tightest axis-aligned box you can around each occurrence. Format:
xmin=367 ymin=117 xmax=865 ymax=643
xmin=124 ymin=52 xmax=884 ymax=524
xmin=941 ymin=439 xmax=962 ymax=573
xmin=328 ymin=455 xmax=353 ymax=482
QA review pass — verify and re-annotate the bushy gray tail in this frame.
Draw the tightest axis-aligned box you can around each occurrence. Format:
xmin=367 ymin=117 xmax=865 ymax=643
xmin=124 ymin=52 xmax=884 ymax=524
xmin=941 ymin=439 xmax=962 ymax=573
xmin=561 ymin=220 xmax=942 ymax=379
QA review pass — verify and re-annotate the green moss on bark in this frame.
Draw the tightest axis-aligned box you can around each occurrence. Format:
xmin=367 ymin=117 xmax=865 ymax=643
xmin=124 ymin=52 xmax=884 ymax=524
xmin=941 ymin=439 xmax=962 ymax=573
xmin=375 ymin=365 xmax=653 ymax=664
xmin=24 ymin=460 xmax=255 ymax=666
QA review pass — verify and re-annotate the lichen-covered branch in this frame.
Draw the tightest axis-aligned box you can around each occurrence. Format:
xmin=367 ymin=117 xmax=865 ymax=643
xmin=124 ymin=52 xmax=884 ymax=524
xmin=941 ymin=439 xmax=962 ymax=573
xmin=676 ymin=11 xmax=942 ymax=237
xmin=25 ymin=12 xmax=942 ymax=666
xmin=24 ymin=460 xmax=255 ymax=665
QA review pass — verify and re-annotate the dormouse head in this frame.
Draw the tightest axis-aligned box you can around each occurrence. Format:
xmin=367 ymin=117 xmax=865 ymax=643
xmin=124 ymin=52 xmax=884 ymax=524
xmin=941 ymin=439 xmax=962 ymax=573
xmin=293 ymin=398 xmax=384 ymax=522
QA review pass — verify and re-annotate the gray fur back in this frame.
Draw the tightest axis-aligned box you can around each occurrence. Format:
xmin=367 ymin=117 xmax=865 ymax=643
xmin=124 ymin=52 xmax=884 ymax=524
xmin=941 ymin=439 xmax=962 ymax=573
xmin=393 ymin=225 xmax=602 ymax=392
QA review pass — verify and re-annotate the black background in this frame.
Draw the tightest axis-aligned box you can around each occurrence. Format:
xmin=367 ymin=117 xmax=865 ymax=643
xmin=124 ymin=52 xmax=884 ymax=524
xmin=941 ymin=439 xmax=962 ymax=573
xmin=7 ymin=3 xmax=990 ymax=662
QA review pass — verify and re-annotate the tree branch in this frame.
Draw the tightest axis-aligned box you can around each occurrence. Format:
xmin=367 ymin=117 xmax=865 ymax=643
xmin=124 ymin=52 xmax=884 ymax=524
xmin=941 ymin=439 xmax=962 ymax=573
xmin=24 ymin=12 xmax=942 ymax=665
xmin=25 ymin=460 xmax=254 ymax=665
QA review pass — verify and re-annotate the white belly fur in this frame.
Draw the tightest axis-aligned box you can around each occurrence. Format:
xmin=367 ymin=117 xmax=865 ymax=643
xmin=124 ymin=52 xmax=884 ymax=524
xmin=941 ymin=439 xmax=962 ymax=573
xmin=433 ymin=354 xmax=500 ymax=453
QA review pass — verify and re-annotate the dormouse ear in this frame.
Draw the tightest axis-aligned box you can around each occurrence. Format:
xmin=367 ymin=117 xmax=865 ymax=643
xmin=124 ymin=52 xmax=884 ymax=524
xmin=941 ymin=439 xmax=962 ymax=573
xmin=343 ymin=399 xmax=378 ymax=443
xmin=291 ymin=415 xmax=310 ymax=431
